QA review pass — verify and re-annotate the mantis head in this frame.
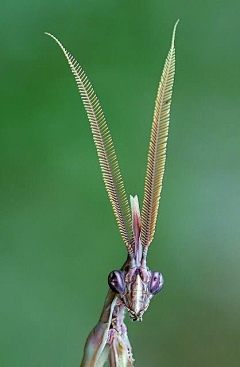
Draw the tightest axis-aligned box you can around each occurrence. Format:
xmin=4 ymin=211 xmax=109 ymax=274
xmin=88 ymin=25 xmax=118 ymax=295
xmin=108 ymin=195 xmax=164 ymax=321
xmin=108 ymin=266 xmax=164 ymax=322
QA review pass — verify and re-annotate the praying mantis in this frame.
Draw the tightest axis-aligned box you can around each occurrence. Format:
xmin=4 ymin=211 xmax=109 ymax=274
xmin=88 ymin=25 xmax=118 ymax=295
xmin=46 ymin=19 xmax=179 ymax=367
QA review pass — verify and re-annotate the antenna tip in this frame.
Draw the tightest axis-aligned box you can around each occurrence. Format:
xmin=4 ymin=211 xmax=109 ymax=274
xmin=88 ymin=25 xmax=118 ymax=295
xmin=175 ymin=19 xmax=180 ymax=27
xmin=45 ymin=31 xmax=54 ymax=38
xmin=171 ymin=19 xmax=180 ymax=47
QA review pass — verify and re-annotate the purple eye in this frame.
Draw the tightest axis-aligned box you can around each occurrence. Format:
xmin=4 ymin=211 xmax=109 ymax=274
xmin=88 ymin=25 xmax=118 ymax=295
xmin=108 ymin=270 xmax=125 ymax=294
xmin=149 ymin=272 xmax=164 ymax=295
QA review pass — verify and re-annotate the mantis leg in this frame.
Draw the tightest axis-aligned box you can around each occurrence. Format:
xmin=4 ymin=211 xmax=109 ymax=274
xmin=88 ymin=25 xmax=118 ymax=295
xmin=108 ymin=302 xmax=134 ymax=367
xmin=108 ymin=333 xmax=134 ymax=367
xmin=80 ymin=290 xmax=117 ymax=367
xmin=80 ymin=291 xmax=134 ymax=367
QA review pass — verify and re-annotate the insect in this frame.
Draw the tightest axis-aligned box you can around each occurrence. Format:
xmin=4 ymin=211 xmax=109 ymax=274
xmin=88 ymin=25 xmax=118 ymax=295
xmin=46 ymin=19 xmax=178 ymax=367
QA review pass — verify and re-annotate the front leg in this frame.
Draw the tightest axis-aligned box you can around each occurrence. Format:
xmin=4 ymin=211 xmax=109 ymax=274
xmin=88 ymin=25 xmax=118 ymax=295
xmin=80 ymin=290 xmax=117 ymax=367
xmin=108 ymin=302 xmax=134 ymax=367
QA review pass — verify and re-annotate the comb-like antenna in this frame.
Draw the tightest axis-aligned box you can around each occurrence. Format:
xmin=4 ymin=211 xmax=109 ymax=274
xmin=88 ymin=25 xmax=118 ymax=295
xmin=45 ymin=33 xmax=133 ymax=254
xmin=141 ymin=20 xmax=179 ymax=250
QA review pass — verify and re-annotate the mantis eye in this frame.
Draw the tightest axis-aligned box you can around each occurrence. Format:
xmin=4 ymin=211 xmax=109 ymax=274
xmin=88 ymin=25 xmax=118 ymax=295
xmin=108 ymin=270 xmax=125 ymax=294
xmin=150 ymin=271 xmax=164 ymax=295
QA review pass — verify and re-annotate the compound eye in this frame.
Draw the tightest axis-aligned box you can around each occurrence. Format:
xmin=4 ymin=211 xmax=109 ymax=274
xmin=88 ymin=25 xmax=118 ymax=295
xmin=108 ymin=270 xmax=125 ymax=294
xmin=149 ymin=271 xmax=164 ymax=295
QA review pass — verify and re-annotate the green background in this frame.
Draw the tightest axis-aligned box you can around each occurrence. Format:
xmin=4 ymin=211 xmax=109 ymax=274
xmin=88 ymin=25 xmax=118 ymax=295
xmin=1 ymin=1 xmax=239 ymax=366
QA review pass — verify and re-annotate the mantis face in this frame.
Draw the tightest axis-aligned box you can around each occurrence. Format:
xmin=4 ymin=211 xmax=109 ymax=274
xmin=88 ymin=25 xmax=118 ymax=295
xmin=108 ymin=266 xmax=164 ymax=322
xmin=108 ymin=194 xmax=165 ymax=321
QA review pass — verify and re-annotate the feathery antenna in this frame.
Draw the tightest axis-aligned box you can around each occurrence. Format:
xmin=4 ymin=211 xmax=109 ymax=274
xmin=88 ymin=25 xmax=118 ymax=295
xmin=140 ymin=20 xmax=179 ymax=250
xmin=45 ymin=32 xmax=133 ymax=253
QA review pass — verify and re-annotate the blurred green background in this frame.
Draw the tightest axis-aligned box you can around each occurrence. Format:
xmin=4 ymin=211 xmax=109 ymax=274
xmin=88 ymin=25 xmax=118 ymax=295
xmin=1 ymin=0 xmax=239 ymax=366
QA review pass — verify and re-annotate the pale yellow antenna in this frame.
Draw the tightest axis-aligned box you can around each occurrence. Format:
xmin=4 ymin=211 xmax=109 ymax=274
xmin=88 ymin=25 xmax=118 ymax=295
xmin=45 ymin=32 xmax=133 ymax=253
xmin=141 ymin=20 xmax=179 ymax=250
